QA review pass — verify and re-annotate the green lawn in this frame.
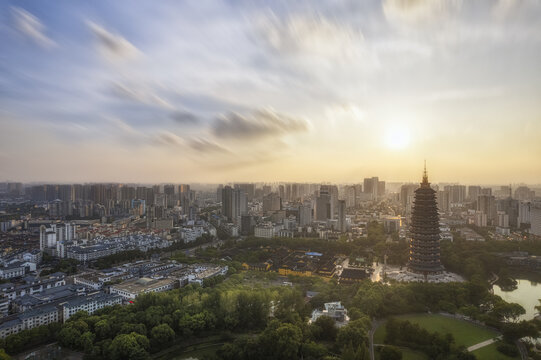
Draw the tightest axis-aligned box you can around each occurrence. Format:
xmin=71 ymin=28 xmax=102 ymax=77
xmin=471 ymin=342 xmax=520 ymax=360
xmin=170 ymin=343 xmax=224 ymax=359
xmin=376 ymin=346 xmax=429 ymax=360
xmin=373 ymin=314 xmax=498 ymax=348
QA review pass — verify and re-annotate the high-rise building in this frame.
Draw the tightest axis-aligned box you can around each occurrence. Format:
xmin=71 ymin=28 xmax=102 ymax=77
xmin=235 ymin=183 xmax=255 ymax=202
xmin=263 ymin=193 xmax=281 ymax=213
xmin=216 ymin=184 xmax=223 ymax=203
xmin=221 ymin=186 xmax=247 ymax=223
xmin=299 ymin=201 xmax=312 ymax=226
xmin=515 ymin=186 xmax=535 ymax=201
xmin=400 ymin=184 xmax=419 ymax=215
xmin=530 ymin=201 xmax=541 ymax=237
xmin=315 ymin=187 xmax=331 ymax=221
xmin=467 ymin=186 xmax=482 ymax=201
xmin=345 ymin=186 xmax=356 ymax=208
xmin=497 ymin=198 xmax=519 ymax=228
xmin=477 ymin=194 xmax=496 ymax=225
xmin=444 ymin=185 xmax=466 ymax=204
xmin=378 ymin=181 xmax=385 ymax=197
xmin=408 ymin=165 xmax=444 ymax=275
xmin=518 ymin=201 xmax=531 ymax=226
xmin=337 ymin=200 xmax=346 ymax=232
xmin=364 ymin=177 xmax=379 ymax=200
xmin=437 ymin=189 xmax=450 ymax=213
xmin=221 ymin=186 xmax=233 ymax=221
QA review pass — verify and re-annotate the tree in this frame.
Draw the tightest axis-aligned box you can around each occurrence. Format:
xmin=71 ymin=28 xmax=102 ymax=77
xmin=337 ymin=318 xmax=371 ymax=349
xmin=380 ymin=346 xmax=402 ymax=360
xmin=0 ymin=349 xmax=10 ymax=360
xmin=58 ymin=326 xmax=81 ymax=348
xmin=79 ymin=331 xmax=95 ymax=353
xmin=95 ymin=319 xmax=111 ymax=340
xmin=150 ymin=324 xmax=175 ymax=348
xmin=492 ymin=300 xmax=525 ymax=323
xmin=108 ymin=332 xmax=150 ymax=360
xmin=313 ymin=316 xmax=338 ymax=341
xmin=258 ymin=321 xmax=303 ymax=360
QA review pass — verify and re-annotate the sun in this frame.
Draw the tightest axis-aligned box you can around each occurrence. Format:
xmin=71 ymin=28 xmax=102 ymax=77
xmin=385 ymin=125 xmax=411 ymax=150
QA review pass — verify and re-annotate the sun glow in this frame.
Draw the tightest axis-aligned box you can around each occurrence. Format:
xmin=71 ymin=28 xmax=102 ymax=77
xmin=385 ymin=125 xmax=411 ymax=150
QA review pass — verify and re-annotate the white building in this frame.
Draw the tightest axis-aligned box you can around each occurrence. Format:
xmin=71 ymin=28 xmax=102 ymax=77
xmin=110 ymin=277 xmax=176 ymax=300
xmin=0 ymin=262 xmax=25 ymax=279
xmin=0 ymin=304 xmax=59 ymax=339
xmin=310 ymin=302 xmax=349 ymax=327
xmin=255 ymin=223 xmax=275 ymax=239
xmin=40 ymin=223 xmax=77 ymax=252
xmin=60 ymin=293 xmax=122 ymax=322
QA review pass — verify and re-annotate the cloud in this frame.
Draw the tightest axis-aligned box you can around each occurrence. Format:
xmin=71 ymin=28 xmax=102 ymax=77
xmin=421 ymin=87 xmax=505 ymax=102
xmin=383 ymin=0 xmax=463 ymax=26
xmin=256 ymin=11 xmax=365 ymax=60
xmin=170 ymin=111 xmax=200 ymax=124
xmin=111 ymin=81 xmax=172 ymax=109
xmin=188 ymin=138 xmax=229 ymax=153
xmin=107 ymin=116 xmax=141 ymax=137
xmin=326 ymin=103 xmax=366 ymax=126
xmin=153 ymin=131 xmax=183 ymax=147
xmin=11 ymin=7 xmax=56 ymax=48
xmin=88 ymin=21 xmax=140 ymax=61
xmin=212 ymin=109 xmax=309 ymax=140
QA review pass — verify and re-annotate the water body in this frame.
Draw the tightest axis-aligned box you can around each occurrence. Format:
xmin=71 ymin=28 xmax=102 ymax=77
xmin=493 ymin=279 xmax=541 ymax=321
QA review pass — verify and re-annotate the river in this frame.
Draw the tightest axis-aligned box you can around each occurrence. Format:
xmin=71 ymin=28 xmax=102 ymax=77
xmin=493 ymin=279 xmax=541 ymax=321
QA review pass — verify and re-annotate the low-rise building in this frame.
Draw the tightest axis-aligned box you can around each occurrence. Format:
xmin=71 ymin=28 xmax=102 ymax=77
xmin=0 ymin=262 xmax=26 ymax=279
xmin=0 ymin=304 xmax=59 ymax=339
xmin=0 ymin=272 xmax=66 ymax=301
xmin=310 ymin=302 xmax=349 ymax=327
xmin=110 ymin=277 xmax=177 ymax=300
xmin=59 ymin=293 xmax=122 ymax=322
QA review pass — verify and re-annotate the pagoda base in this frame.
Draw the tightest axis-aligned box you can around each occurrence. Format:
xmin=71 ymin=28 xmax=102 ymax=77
xmin=380 ymin=267 xmax=464 ymax=283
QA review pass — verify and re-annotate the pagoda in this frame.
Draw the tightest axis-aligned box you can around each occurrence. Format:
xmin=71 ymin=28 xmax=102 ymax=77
xmin=407 ymin=162 xmax=444 ymax=275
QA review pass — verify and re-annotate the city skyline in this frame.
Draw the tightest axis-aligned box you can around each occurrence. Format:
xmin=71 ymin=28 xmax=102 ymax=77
xmin=1 ymin=1 xmax=541 ymax=183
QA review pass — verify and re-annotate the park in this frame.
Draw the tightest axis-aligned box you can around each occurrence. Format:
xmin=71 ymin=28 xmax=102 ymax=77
xmin=372 ymin=313 xmax=520 ymax=360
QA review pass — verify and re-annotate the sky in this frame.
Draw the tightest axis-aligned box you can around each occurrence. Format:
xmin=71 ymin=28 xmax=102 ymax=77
xmin=1 ymin=0 xmax=540 ymax=185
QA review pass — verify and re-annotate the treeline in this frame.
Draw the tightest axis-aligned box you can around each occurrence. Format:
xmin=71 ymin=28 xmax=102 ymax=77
xmin=384 ymin=318 xmax=475 ymax=360
xmin=2 ymin=272 xmax=538 ymax=359
xmin=1 ymin=274 xmax=371 ymax=360
xmin=93 ymin=250 xmax=147 ymax=269
xmin=40 ymin=253 xmax=78 ymax=276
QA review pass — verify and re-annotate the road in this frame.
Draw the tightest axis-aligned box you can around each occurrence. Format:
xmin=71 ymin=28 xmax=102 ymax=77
xmin=369 ymin=318 xmax=384 ymax=360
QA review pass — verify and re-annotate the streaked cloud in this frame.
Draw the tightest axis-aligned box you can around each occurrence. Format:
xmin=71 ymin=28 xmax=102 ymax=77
xmin=256 ymin=12 xmax=365 ymax=60
xmin=422 ymin=87 xmax=505 ymax=102
xmin=11 ymin=7 xmax=56 ymax=48
xmin=212 ymin=109 xmax=309 ymax=140
xmin=188 ymin=138 xmax=229 ymax=153
xmin=383 ymin=0 xmax=463 ymax=27
xmin=170 ymin=111 xmax=200 ymax=125
xmin=111 ymin=81 xmax=173 ymax=109
xmin=153 ymin=131 xmax=183 ymax=147
xmin=88 ymin=21 xmax=140 ymax=61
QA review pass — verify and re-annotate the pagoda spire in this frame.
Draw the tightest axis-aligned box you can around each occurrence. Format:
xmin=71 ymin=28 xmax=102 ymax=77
xmin=421 ymin=160 xmax=429 ymax=187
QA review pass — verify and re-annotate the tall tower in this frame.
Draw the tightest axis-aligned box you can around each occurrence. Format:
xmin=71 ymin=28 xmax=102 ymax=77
xmin=408 ymin=162 xmax=444 ymax=275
